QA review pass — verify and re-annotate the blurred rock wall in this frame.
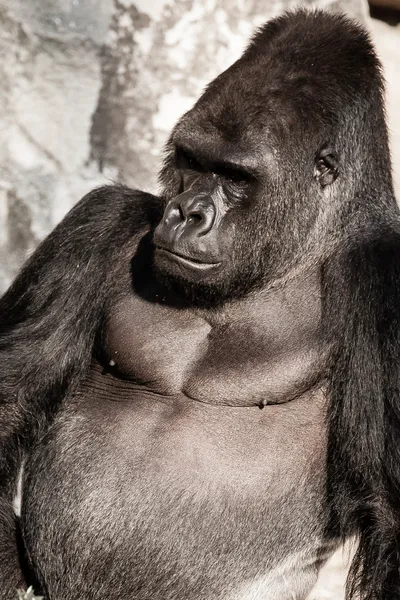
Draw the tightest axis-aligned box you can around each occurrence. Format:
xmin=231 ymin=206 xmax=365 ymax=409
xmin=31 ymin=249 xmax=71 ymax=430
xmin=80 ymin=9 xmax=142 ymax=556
xmin=0 ymin=0 xmax=379 ymax=292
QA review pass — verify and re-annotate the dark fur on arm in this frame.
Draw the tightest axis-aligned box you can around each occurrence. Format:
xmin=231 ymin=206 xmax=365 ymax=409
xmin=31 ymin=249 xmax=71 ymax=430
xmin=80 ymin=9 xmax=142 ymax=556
xmin=0 ymin=184 xmax=160 ymax=594
xmin=324 ymin=225 xmax=400 ymax=599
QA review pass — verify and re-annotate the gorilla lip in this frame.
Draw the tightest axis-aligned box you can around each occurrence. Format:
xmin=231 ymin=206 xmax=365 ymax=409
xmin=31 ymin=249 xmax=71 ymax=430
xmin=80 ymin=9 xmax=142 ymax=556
xmin=155 ymin=246 xmax=221 ymax=270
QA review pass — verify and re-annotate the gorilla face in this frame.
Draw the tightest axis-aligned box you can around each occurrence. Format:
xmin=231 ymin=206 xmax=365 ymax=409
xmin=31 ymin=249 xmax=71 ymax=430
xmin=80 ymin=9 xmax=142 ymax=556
xmin=153 ymin=137 xmax=258 ymax=303
xmin=153 ymin=104 xmax=339 ymax=306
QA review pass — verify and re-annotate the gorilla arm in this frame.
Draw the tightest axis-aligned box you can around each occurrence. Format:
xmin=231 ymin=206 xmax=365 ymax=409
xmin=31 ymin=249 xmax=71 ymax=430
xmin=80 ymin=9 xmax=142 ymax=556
xmin=323 ymin=227 xmax=400 ymax=600
xmin=0 ymin=185 xmax=160 ymax=595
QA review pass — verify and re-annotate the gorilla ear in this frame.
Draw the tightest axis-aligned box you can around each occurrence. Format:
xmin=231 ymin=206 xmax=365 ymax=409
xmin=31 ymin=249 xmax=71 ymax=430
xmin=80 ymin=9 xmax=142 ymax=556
xmin=314 ymin=147 xmax=339 ymax=187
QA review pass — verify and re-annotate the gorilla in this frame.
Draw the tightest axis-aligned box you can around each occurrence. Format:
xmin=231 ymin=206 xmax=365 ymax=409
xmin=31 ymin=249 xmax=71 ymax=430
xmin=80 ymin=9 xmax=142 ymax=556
xmin=0 ymin=8 xmax=399 ymax=600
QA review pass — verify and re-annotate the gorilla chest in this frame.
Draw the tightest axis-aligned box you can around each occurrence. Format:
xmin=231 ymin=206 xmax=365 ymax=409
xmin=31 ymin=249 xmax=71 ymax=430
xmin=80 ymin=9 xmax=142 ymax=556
xmin=22 ymin=379 xmax=329 ymax=600
xmin=105 ymin=291 xmax=321 ymax=406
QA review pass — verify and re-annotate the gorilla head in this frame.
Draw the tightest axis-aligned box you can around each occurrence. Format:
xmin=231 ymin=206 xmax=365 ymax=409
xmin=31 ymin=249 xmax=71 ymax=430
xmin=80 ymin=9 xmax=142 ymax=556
xmin=153 ymin=9 xmax=390 ymax=306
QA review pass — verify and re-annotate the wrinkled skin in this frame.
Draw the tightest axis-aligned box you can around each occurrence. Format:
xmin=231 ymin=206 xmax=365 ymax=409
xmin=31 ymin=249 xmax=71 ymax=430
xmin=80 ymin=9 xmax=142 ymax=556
xmin=1 ymin=9 xmax=400 ymax=600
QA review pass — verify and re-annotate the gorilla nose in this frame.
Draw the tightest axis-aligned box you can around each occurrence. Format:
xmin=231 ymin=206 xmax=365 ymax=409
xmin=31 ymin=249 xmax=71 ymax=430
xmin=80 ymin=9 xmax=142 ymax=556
xmin=180 ymin=195 xmax=215 ymax=234
xmin=165 ymin=192 xmax=216 ymax=237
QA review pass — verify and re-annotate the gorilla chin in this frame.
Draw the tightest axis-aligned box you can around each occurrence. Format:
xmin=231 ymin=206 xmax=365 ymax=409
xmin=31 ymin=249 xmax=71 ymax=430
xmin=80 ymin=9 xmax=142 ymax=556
xmin=152 ymin=247 xmax=231 ymax=308
xmin=153 ymin=246 xmax=265 ymax=310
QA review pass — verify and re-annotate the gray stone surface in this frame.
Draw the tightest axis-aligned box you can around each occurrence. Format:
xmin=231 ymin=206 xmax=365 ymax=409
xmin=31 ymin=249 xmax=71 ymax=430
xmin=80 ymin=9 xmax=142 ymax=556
xmin=3 ymin=0 xmax=114 ymax=44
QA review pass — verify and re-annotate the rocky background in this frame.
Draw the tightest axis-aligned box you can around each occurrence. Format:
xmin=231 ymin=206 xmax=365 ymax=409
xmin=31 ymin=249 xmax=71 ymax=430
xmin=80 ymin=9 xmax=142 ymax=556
xmin=0 ymin=0 xmax=399 ymax=597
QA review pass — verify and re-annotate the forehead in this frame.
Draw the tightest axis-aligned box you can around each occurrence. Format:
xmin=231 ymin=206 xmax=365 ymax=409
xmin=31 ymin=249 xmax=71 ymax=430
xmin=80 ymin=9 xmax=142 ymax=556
xmin=174 ymin=9 xmax=374 ymax=152
xmin=173 ymin=68 xmax=323 ymax=171
xmin=172 ymin=110 xmax=276 ymax=176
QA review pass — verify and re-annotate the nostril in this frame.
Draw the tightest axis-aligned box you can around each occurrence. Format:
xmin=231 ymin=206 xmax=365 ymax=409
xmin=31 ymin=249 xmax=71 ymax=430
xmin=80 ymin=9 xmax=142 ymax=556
xmin=187 ymin=212 xmax=203 ymax=225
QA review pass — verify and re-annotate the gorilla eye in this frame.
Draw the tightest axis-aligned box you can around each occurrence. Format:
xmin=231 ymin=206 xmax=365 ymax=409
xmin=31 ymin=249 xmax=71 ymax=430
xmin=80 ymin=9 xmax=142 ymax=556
xmin=215 ymin=166 xmax=251 ymax=192
xmin=187 ymin=155 xmax=200 ymax=170
xmin=223 ymin=169 xmax=250 ymax=185
xmin=176 ymin=147 xmax=204 ymax=173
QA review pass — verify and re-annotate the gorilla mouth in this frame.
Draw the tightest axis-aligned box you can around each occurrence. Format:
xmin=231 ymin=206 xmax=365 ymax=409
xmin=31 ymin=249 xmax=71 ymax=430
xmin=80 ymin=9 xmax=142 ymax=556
xmin=155 ymin=247 xmax=221 ymax=270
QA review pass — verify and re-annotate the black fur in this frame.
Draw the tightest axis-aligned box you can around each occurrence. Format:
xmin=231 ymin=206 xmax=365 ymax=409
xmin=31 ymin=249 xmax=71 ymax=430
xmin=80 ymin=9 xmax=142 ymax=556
xmin=0 ymin=186 xmax=161 ymax=595
xmin=1 ymin=8 xmax=399 ymax=600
